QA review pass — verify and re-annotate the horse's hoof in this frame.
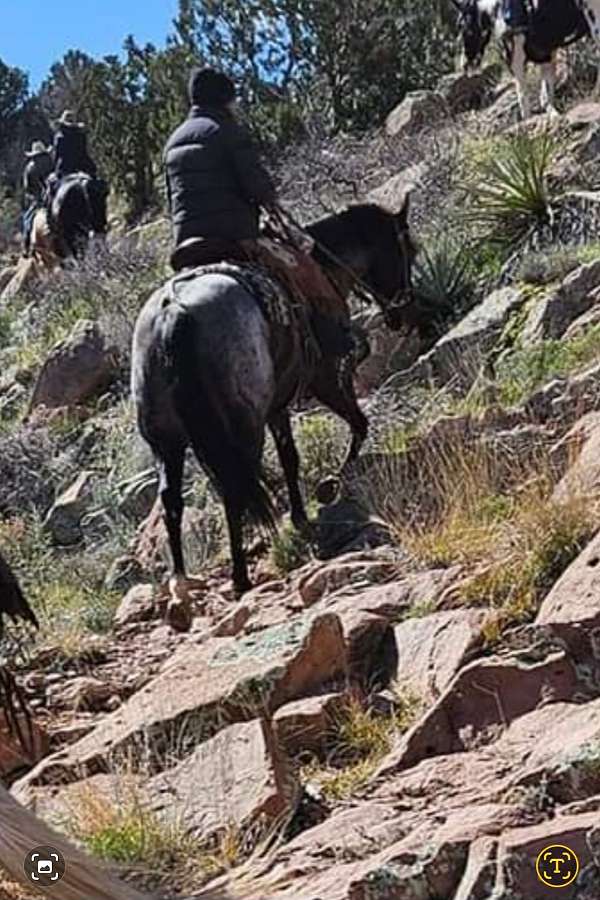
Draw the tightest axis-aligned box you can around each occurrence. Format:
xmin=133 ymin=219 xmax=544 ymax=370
xmin=165 ymin=576 xmax=194 ymax=632
xmin=165 ymin=597 xmax=193 ymax=632
xmin=316 ymin=477 xmax=340 ymax=506
xmin=233 ymin=578 xmax=253 ymax=599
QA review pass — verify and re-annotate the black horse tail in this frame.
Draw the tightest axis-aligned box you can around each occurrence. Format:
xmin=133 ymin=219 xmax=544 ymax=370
xmin=170 ymin=312 xmax=276 ymax=534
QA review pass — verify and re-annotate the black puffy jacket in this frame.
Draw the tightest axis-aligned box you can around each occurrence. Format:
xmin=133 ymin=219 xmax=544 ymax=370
xmin=164 ymin=106 xmax=276 ymax=246
xmin=53 ymin=125 xmax=97 ymax=179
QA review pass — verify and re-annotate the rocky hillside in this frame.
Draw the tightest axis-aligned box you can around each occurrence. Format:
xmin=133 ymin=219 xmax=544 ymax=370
xmin=3 ymin=65 xmax=600 ymax=900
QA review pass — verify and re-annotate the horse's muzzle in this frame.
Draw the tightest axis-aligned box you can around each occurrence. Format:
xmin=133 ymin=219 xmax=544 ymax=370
xmin=384 ymin=294 xmax=413 ymax=332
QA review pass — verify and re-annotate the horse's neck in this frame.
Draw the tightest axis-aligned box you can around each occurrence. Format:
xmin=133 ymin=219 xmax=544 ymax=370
xmin=318 ymin=247 xmax=370 ymax=299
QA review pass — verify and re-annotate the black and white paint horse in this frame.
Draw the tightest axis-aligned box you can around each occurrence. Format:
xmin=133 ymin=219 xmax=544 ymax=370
xmin=453 ymin=0 xmax=600 ymax=118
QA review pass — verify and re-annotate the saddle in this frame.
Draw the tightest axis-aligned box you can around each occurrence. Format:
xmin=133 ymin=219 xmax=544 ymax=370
xmin=170 ymin=233 xmax=353 ymax=358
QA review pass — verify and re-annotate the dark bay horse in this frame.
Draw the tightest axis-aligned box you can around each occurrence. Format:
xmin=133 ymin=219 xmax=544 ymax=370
xmin=49 ymin=173 xmax=108 ymax=259
xmin=132 ymin=200 xmax=416 ymax=597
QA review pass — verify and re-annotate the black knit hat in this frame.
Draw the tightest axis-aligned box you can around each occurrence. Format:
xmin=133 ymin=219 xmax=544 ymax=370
xmin=188 ymin=68 xmax=236 ymax=107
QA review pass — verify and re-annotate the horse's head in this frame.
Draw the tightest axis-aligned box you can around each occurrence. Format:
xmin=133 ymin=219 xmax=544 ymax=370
xmin=362 ymin=198 xmax=418 ymax=332
xmin=453 ymin=0 xmax=493 ymax=71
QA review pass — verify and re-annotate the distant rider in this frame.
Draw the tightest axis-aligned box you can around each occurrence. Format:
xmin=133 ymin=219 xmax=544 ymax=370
xmin=22 ymin=141 xmax=52 ymax=256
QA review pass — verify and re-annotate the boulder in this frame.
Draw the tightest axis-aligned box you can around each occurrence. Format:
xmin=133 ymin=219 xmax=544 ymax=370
xmin=315 ymin=499 xmax=392 ymax=559
xmin=29 ymin=319 xmax=117 ymax=413
xmin=563 ymin=302 xmax=600 ymax=340
xmin=367 ymin=163 xmax=426 ymax=213
xmin=552 ymin=413 xmax=600 ymax=502
xmin=566 ymin=102 xmax=600 ymax=129
xmin=150 ymin=718 xmax=299 ymax=841
xmin=492 ymin=812 xmax=598 ymax=899
xmin=393 ymin=286 xmax=527 ymax=391
xmin=377 ymin=652 xmax=578 ymax=779
xmin=437 ymin=65 xmax=500 ymax=113
xmin=43 ymin=471 xmax=95 ymax=546
xmin=113 ymin=584 xmax=156 ymax=628
xmin=273 ymin=693 xmax=346 ymax=756
xmin=46 ymin=676 xmax=120 ymax=713
xmin=536 ymin=529 xmax=600 ymax=684
xmin=393 ymin=608 xmax=486 ymax=702
xmin=132 ymin=499 xmax=207 ymax=574
xmin=298 ymin=556 xmax=399 ymax=607
xmin=15 ymin=612 xmax=347 ymax=789
xmin=385 ymin=90 xmax=448 ymax=138
xmin=521 ymin=261 xmax=600 ymax=345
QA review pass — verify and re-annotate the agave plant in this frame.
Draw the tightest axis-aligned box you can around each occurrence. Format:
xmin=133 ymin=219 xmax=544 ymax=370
xmin=413 ymin=237 xmax=477 ymax=340
xmin=462 ymin=129 xmax=561 ymax=252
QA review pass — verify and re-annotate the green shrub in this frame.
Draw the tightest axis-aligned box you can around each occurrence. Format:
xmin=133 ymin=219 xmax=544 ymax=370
xmin=413 ymin=237 xmax=478 ymax=338
xmin=461 ymin=130 xmax=561 ymax=253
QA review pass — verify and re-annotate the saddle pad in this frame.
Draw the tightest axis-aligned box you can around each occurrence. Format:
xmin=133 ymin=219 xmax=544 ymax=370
xmin=166 ymin=260 xmax=298 ymax=328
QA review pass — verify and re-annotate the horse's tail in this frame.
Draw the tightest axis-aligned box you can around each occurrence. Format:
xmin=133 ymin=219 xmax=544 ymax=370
xmin=169 ymin=311 xmax=276 ymax=533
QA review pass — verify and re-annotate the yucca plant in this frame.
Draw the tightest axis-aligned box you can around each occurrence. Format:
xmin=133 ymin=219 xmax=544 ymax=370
xmin=413 ymin=237 xmax=477 ymax=340
xmin=462 ymin=130 xmax=561 ymax=252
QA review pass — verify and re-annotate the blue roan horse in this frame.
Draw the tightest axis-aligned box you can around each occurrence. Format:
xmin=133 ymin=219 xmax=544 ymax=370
xmin=132 ymin=200 xmax=416 ymax=598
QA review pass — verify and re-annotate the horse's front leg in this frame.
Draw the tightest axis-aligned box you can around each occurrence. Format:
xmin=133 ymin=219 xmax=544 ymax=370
xmin=269 ymin=409 xmax=310 ymax=532
xmin=309 ymin=354 xmax=368 ymax=504
xmin=540 ymin=57 xmax=558 ymax=115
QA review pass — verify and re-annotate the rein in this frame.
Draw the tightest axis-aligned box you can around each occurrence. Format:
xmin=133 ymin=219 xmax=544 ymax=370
xmin=272 ymin=205 xmax=413 ymax=314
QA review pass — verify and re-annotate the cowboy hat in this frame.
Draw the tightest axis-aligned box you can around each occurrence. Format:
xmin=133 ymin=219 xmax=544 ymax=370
xmin=25 ymin=140 xmax=51 ymax=157
xmin=58 ymin=110 xmax=83 ymax=127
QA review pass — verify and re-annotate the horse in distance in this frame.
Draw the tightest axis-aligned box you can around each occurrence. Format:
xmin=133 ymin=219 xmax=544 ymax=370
xmin=453 ymin=0 xmax=600 ymax=117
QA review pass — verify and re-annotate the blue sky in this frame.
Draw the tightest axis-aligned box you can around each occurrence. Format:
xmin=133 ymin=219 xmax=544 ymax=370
xmin=2 ymin=0 xmax=180 ymax=89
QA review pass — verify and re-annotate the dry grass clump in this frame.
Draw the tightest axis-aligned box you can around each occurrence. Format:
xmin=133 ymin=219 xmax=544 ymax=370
xmin=302 ymin=690 xmax=423 ymax=803
xmin=387 ymin=438 xmax=597 ymax=642
xmin=62 ymin=776 xmax=254 ymax=894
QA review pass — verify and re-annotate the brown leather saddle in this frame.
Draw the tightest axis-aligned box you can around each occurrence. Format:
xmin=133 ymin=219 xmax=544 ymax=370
xmin=170 ymin=237 xmax=250 ymax=272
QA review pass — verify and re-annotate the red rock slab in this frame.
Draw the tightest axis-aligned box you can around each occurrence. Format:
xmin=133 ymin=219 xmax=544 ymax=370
xmin=377 ymin=652 xmax=577 ymax=778
xmin=150 ymin=718 xmax=298 ymax=841
xmin=494 ymin=811 xmax=599 ymax=898
xmin=13 ymin=613 xmax=346 ymax=791
xmin=393 ymin=608 xmax=486 ymax=701
xmin=273 ymin=693 xmax=347 ymax=757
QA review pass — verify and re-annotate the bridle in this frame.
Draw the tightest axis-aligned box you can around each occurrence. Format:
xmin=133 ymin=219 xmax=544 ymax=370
xmin=273 ymin=205 xmax=415 ymax=317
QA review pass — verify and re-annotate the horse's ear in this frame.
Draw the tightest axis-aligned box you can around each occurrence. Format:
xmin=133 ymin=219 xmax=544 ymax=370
xmin=395 ymin=194 xmax=410 ymax=230
xmin=450 ymin=0 xmax=463 ymax=9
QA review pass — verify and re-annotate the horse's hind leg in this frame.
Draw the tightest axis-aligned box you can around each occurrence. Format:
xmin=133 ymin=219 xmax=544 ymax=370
xmin=224 ymin=497 xmax=252 ymax=596
xmin=157 ymin=443 xmax=186 ymax=577
xmin=269 ymin=409 xmax=309 ymax=531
